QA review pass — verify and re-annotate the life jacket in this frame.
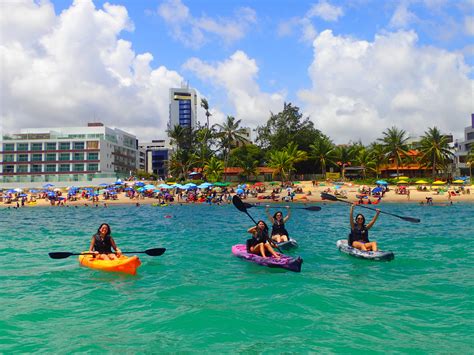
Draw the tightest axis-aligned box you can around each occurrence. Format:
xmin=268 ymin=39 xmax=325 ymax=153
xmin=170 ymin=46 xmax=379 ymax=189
xmin=93 ymin=233 xmax=112 ymax=254
xmin=348 ymin=225 xmax=369 ymax=246
xmin=271 ymin=220 xmax=289 ymax=237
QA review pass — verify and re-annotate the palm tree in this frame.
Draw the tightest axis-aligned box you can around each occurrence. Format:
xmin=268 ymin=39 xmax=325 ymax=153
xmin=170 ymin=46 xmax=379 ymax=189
xmin=214 ymin=116 xmax=249 ymax=180
xmin=334 ymin=145 xmax=355 ymax=180
xmin=310 ymin=136 xmax=336 ymax=175
xmin=466 ymin=145 xmax=474 ymax=182
xmin=418 ymin=127 xmax=454 ymax=177
xmin=368 ymin=143 xmax=387 ymax=178
xmin=167 ymin=124 xmax=193 ymax=151
xmin=284 ymin=142 xmax=308 ymax=180
xmin=167 ymin=149 xmax=198 ymax=181
xmin=267 ymin=150 xmax=293 ymax=181
xmin=204 ymin=157 xmax=224 ymax=182
xmin=195 ymin=126 xmax=215 ymax=173
xmin=237 ymin=158 xmax=259 ymax=182
xmin=201 ymin=98 xmax=212 ymax=129
xmin=354 ymin=148 xmax=376 ymax=179
xmin=378 ymin=126 xmax=410 ymax=177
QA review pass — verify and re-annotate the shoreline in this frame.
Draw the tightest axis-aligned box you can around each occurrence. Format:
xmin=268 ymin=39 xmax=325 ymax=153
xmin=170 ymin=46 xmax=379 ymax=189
xmin=2 ymin=180 xmax=472 ymax=208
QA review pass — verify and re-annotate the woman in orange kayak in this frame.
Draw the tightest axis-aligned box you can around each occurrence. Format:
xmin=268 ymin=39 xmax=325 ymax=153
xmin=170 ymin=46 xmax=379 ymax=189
xmin=88 ymin=223 xmax=122 ymax=260
xmin=247 ymin=220 xmax=280 ymax=259
xmin=349 ymin=205 xmax=380 ymax=252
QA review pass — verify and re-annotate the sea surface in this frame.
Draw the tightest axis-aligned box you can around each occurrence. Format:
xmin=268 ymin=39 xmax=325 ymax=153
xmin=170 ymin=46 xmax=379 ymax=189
xmin=1 ymin=202 xmax=473 ymax=353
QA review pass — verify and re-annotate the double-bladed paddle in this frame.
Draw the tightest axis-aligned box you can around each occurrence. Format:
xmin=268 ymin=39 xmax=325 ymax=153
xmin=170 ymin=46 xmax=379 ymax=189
xmin=232 ymin=195 xmax=283 ymax=253
xmin=321 ymin=192 xmax=421 ymax=223
xmin=243 ymin=202 xmax=321 ymax=211
xmin=49 ymin=247 xmax=166 ymax=259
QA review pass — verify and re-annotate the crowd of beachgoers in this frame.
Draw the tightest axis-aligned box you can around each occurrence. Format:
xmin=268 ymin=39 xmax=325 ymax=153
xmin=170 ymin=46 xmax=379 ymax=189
xmin=1 ymin=178 xmax=472 ymax=209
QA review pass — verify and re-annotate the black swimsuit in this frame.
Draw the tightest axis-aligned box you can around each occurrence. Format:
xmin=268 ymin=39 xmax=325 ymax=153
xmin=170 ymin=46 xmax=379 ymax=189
xmin=246 ymin=229 xmax=269 ymax=252
xmin=93 ymin=233 xmax=113 ymax=253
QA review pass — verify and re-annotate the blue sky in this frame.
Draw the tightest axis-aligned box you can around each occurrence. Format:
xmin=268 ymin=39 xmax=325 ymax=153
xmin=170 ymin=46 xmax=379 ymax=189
xmin=1 ymin=0 xmax=473 ymax=144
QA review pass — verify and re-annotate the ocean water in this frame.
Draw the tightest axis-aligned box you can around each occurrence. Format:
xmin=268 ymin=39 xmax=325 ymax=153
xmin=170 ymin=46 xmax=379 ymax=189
xmin=1 ymin=202 xmax=473 ymax=353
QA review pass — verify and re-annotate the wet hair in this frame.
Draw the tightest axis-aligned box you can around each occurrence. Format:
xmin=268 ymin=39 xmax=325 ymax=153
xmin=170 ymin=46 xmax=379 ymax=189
xmin=97 ymin=223 xmax=111 ymax=236
xmin=355 ymin=214 xmax=365 ymax=224
xmin=273 ymin=211 xmax=283 ymax=219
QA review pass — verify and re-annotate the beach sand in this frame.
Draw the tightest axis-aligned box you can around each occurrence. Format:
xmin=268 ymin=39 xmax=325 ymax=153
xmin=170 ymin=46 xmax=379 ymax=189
xmin=2 ymin=180 xmax=472 ymax=208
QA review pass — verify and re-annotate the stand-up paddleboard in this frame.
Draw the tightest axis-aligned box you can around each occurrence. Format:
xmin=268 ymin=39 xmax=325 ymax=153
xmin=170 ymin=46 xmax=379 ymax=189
xmin=336 ymin=240 xmax=394 ymax=261
xmin=275 ymin=238 xmax=298 ymax=250
xmin=231 ymin=244 xmax=303 ymax=272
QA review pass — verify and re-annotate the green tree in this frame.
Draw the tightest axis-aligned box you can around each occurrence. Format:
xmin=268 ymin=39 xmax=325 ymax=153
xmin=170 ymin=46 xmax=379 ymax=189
xmin=354 ymin=148 xmax=376 ymax=179
xmin=468 ymin=145 xmax=474 ymax=181
xmin=195 ymin=125 xmax=215 ymax=173
xmin=167 ymin=149 xmax=198 ymax=181
xmin=267 ymin=150 xmax=293 ymax=181
xmin=236 ymin=158 xmax=259 ymax=182
xmin=167 ymin=124 xmax=194 ymax=151
xmin=368 ymin=143 xmax=387 ymax=178
xmin=310 ymin=136 xmax=336 ymax=175
xmin=378 ymin=126 xmax=410 ymax=177
xmin=203 ymin=156 xmax=224 ymax=182
xmin=334 ymin=145 xmax=356 ymax=179
xmin=214 ymin=116 xmax=249 ymax=180
xmin=418 ymin=127 xmax=454 ymax=177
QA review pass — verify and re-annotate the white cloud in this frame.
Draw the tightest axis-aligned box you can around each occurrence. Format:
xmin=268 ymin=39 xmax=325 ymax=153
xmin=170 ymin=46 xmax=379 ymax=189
xmin=183 ymin=51 xmax=286 ymax=127
xmin=307 ymin=0 xmax=344 ymax=22
xmin=0 ymin=0 xmax=183 ymax=141
xmin=389 ymin=1 xmax=418 ymax=29
xmin=157 ymin=0 xmax=257 ymax=49
xmin=465 ymin=15 xmax=474 ymax=36
xmin=298 ymin=30 xmax=473 ymax=144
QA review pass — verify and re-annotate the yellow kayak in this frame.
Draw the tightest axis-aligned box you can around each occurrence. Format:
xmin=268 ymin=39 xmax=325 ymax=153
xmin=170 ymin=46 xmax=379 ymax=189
xmin=78 ymin=253 xmax=141 ymax=275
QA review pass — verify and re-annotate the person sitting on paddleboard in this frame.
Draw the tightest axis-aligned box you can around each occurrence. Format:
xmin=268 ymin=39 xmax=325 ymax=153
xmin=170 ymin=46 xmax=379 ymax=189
xmin=265 ymin=206 xmax=290 ymax=243
xmin=349 ymin=205 xmax=380 ymax=252
xmin=88 ymin=223 xmax=122 ymax=260
xmin=247 ymin=220 xmax=280 ymax=259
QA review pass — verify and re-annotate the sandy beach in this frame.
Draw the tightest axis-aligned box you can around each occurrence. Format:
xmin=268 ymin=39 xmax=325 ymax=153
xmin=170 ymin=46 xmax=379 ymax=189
xmin=2 ymin=180 xmax=472 ymax=208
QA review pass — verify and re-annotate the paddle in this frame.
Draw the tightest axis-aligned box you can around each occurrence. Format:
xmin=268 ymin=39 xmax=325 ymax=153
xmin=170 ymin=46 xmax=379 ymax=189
xmin=243 ymin=202 xmax=321 ymax=211
xmin=321 ymin=192 xmax=420 ymax=223
xmin=49 ymin=247 xmax=166 ymax=259
xmin=232 ymin=195 xmax=283 ymax=253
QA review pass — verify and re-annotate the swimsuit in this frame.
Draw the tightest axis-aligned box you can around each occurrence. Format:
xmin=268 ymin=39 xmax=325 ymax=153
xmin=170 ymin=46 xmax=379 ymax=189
xmin=93 ymin=233 xmax=113 ymax=254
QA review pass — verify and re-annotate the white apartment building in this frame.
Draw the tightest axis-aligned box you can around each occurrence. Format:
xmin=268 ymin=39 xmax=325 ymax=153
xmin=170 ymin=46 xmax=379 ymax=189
xmin=0 ymin=123 xmax=138 ymax=187
xmin=454 ymin=114 xmax=474 ymax=177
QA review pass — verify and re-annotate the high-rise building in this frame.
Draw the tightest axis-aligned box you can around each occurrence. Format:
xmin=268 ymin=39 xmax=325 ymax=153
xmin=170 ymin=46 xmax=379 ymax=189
xmin=0 ymin=123 xmax=138 ymax=187
xmin=138 ymin=139 xmax=171 ymax=179
xmin=168 ymin=86 xmax=197 ymax=130
xmin=454 ymin=114 xmax=474 ymax=177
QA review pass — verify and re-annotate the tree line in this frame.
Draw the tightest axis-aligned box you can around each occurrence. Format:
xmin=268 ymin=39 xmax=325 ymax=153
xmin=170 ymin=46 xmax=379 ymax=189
xmin=157 ymin=101 xmax=472 ymax=182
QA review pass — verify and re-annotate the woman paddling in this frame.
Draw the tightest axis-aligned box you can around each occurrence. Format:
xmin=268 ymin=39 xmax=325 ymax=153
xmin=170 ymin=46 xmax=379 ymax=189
xmin=265 ymin=206 xmax=291 ymax=243
xmin=247 ymin=220 xmax=280 ymax=259
xmin=88 ymin=223 xmax=122 ymax=260
xmin=349 ymin=205 xmax=380 ymax=252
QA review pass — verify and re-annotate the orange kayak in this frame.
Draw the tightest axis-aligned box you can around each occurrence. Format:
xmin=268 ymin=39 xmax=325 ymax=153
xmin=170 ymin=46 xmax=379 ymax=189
xmin=78 ymin=253 xmax=141 ymax=275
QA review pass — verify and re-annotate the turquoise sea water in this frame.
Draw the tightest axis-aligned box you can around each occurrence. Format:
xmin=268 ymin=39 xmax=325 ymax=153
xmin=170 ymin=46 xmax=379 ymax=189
xmin=1 ymin=202 xmax=473 ymax=353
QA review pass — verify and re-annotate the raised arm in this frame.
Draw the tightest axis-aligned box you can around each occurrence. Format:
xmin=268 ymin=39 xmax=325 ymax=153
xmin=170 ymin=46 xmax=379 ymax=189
xmin=283 ymin=206 xmax=291 ymax=223
xmin=350 ymin=205 xmax=355 ymax=230
xmin=265 ymin=205 xmax=275 ymax=224
xmin=366 ymin=209 xmax=381 ymax=229
xmin=247 ymin=225 xmax=257 ymax=235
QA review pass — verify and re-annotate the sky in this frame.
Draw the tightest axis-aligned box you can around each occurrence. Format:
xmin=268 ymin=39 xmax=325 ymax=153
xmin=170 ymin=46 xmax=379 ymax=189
xmin=1 ymin=0 xmax=473 ymax=145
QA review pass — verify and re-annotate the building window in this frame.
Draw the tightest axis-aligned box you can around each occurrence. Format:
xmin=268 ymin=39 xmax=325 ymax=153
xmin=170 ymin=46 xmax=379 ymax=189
xmin=18 ymin=154 xmax=28 ymax=162
xmin=46 ymin=142 xmax=57 ymax=150
xmin=3 ymin=154 xmax=14 ymax=162
xmin=17 ymin=165 xmax=28 ymax=173
xmin=45 ymin=164 xmax=56 ymax=172
xmin=31 ymin=143 xmax=43 ymax=151
xmin=59 ymin=153 xmax=70 ymax=161
xmin=31 ymin=164 xmax=42 ymax=172
xmin=73 ymin=152 xmax=84 ymax=160
xmin=87 ymin=152 xmax=99 ymax=160
xmin=31 ymin=153 xmax=42 ymax=162
xmin=73 ymin=142 xmax=85 ymax=150
xmin=87 ymin=163 xmax=99 ymax=171
xmin=73 ymin=163 xmax=84 ymax=172
xmin=45 ymin=153 xmax=56 ymax=161
xmin=59 ymin=164 xmax=70 ymax=172
xmin=3 ymin=143 xmax=15 ymax=151
xmin=59 ymin=142 xmax=70 ymax=150
xmin=87 ymin=141 xmax=99 ymax=149
xmin=17 ymin=143 xmax=29 ymax=151
xmin=4 ymin=165 xmax=15 ymax=173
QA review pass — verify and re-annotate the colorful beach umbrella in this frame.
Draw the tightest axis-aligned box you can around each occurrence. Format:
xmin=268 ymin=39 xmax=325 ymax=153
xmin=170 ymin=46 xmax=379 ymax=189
xmin=376 ymin=180 xmax=388 ymax=185
xmin=415 ymin=180 xmax=428 ymax=184
xmin=452 ymin=180 xmax=465 ymax=184
xmin=432 ymin=181 xmax=446 ymax=185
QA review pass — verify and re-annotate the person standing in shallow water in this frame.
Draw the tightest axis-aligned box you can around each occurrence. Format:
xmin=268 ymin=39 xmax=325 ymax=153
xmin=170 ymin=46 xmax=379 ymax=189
xmin=349 ymin=205 xmax=380 ymax=252
xmin=88 ymin=223 xmax=121 ymax=260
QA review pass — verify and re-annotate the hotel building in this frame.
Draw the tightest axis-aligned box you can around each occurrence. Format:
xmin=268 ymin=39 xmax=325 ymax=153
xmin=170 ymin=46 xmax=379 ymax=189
xmin=454 ymin=114 xmax=474 ymax=177
xmin=0 ymin=123 xmax=138 ymax=187
xmin=139 ymin=139 xmax=171 ymax=179
xmin=168 ymin=86 xmax=197 ymax=130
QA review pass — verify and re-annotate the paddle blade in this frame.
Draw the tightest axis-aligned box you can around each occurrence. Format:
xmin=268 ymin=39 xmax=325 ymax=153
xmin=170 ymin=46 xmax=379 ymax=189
xmin=321 ymin=192 xmax=338 ymax=201
xmin=400 ymin=216 xmax=421 ymax=223
xmin=243 ymin=202 xmax=254 ymax=209
xmin=304 ymin=206 xmax=322 ymax=211
xmin=144 ymin=248 xmax=166 ymax=256
xmin=49 ymin=252 xmax=74 ymax=259
xmin=232 ymin=195 xmax=247 ymax=212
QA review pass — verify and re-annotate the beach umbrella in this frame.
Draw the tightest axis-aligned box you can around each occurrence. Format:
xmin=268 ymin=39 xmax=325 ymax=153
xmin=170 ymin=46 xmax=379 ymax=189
xmin=124 ymin=187 xmax=133 ymax=191
xmin=397 ymin=180 xmax=409 ymax=184
xmin=29 ymin=189 xmax=39 ymax=193
xmin=135 ymin=182 xmax=145 ymax=187
xmin=14 ymin=188 xmax=23 ymax=192
xmin=415 ymin=180 xmax=428 ymax=184
xmin=236 ymin=188 xmax=244 ymax=194
xmin=98 ymin=183 xmax=109 ymax=187
xmin=158 ymin=184 xmax=171 ymax=189
xmin=376 ymin=180 xmax=388 ymax=185
xmin=395 ymin=176 xmax=409 ymax=180
xmin=432 ymin=181 xmax=446 ymax=185
xmin=144 ymin=184 xmax=156 ymax=190
xmin=19 ymin=193 xmax=28 ymax=197
xmin=43 ymin=183 xmax=54 ymax=188
xmin=452 ymin=180 xmax=465 ymax=184
xmin=115 ymin=180 xmax=123 ymax=185
xmin=372 ymin=187 xmax=383 ymax=193
xmin=214 ymin=182 xmax=230 ymax=187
